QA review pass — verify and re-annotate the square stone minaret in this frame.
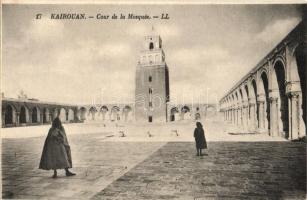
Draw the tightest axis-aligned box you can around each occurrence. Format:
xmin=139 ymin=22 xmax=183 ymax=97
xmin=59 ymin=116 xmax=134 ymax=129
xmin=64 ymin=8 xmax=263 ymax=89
xmin=135 ymin=31 xmax=170 ymax=123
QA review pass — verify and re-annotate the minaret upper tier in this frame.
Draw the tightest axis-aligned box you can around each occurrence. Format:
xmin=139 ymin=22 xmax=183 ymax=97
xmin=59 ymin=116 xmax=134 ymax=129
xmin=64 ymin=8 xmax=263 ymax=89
xmin=138 ymin=34 xmax=166 ymax=66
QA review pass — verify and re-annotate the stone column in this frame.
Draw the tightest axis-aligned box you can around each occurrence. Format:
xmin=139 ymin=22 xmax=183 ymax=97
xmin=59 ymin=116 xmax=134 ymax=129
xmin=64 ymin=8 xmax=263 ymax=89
xmin=227 ymin=109 xmax=229 ymax=121
xmin=249 ymin=103 xmax=256 ymax=131
xmin=16 ymin=112 xmax=20 ymax=126
xmin=257 ymin=100 xmax=265 ymax=130
xmin=289 ymin=92 xmax=300 ymax=140
xmin=269 ymin=97 xmax=279 ymax=137
xmin=2 ymin=111 xmax=5 ymax=128
xmin=242 ymin=108 xmax=245 ymax=127
xmin=37 ymin=111 xmax=41 ymax=124
xmin=53 ymin=109 xmax=58 ymax=120
xmin=238 ymin=105 xmax=243 ymax=127
xmin=238 ymin=108 xmax=240 ymax=126
xmin=46 ymin=111 xmax=50 ymax=123
xmin=227 ymin=110 xmax=229 ymax=121
xmin=231 ymin=108 xmax=234 ymax=123
xmin=232 ymin=108 xmax=236 ymax=125
xmin=226 ymin=110 xmax=228 ymax=121
xmin=244 ymin=105 xmax=249 ymax=130
xmin=227 ymin=110 xmax=230 ymax=122
xmin=242 ymin=103 xmax=248 ymax=131
xmin=234 ymin=108 xmax=238 ymax=125
xmin=40 ymin=113 xmax=44 ymax=124
xmin=237 ymin=107 xmax=241 ymax=126
xmin=28 ymin=110 xmax=32 ymax=124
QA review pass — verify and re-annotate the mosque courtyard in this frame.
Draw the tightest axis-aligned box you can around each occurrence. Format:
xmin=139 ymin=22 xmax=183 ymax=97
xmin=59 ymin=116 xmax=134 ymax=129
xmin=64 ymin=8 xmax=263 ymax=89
xmin=2 ymin=116 xmax=306 ymax=200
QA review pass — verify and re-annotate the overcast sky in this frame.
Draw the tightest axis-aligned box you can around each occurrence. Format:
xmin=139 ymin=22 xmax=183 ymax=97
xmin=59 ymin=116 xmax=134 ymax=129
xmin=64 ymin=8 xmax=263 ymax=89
xmin=2 ymin=4 xmax=302 ymax=105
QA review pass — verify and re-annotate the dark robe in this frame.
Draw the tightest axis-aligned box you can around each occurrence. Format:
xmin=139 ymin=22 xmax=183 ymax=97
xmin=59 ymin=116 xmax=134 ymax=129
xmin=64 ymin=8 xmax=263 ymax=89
xmin=39 ymin=127 xmax=72 ymax=170
xmin=194 ymin=127 xmax=207 ymax=149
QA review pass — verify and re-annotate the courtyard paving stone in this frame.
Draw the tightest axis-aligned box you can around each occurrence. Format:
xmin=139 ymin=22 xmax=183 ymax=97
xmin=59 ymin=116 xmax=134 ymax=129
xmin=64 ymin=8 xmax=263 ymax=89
xmin=2 ymin=133 xmax=165 ymax=199
xmin=1 ymin=124 xmax=306 ymax=199
xmin=93 ymin=142 xmax=306 ymax=200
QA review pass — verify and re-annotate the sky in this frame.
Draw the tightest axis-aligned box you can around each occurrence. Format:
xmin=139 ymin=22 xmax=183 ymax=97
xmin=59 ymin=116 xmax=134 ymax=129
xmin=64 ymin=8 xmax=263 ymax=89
xmin=2 ymin=4 xmax=303 ymax=105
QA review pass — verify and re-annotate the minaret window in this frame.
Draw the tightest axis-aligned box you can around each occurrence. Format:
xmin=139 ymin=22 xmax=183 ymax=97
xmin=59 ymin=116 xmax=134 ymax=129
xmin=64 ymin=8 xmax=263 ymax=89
xmin=149 ymin=88 xmax=152 ymax=94
xmin=149 ymin=42 xmax=154 ymax=50
xmin=149 ymin=76 xmax=152 ymax=82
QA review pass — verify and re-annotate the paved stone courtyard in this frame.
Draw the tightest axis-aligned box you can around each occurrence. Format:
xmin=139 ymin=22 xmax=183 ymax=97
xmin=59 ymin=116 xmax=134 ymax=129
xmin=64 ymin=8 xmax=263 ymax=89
xmin=2 ymin=133 xmax=165 ymax=199
xmin=94 ymin=142 xmax=306 ymax=200
xmin=2 ymin=124 xmax=306 ymax=200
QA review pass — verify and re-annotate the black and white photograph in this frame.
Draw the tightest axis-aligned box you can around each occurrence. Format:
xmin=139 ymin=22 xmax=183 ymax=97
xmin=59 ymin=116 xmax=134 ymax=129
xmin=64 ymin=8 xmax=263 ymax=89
xmin=1 ymin=1 xmax=306 ymax=199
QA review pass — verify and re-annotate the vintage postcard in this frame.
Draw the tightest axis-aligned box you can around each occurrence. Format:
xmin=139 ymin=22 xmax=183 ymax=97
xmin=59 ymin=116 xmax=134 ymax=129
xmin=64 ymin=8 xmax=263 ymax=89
xmin=1 ymin=1 xmax=306 ymax=199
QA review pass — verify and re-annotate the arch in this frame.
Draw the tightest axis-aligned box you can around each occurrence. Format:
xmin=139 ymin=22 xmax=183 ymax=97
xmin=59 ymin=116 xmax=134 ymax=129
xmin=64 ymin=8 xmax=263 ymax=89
xmin=235 ymin=92 xmax=239 ymax=106
xmin=99 ymin=106 xmax=109 ymax=121
xmin=171 ymin=107 xmax=179 ymax=114
xmin=181 ymin=106 xmax=190 ymax=113
xmin=244 ymin=84 xmax=250 ymax=120
xmin=89 ymin=107 xmax=97 ymax=120
xmin=122 ymin=105 xmax=132 ymax=121
xmin=231 ymin=94 xmax=235 ymax=105
xmin=181 ymin=106 xmax=191 ymax=120
xmin=231 ymin=94 xmax=235 ymax=123
xmin=123 ymin=105 xmax=132 ymax=111
xmin=272 ymin=60 xmax=289 ymax=137
xmin=31 ymin=107 xmax=40 ymax=123
xmin=59 ymin=108 xmax=66 ymax=122
xmin=235 ymin=91 xmax=239 ymax=125
xmin=80 ymin=107 xmax=87 ymax=121
xmin=111 ymin=106 xmax=120 ymax=112
xmin=295 ymin=44 xmax=306 ymax=135
xmin=100 ymin=106 xmax=109 ymax=112
xmin=244 ymin=85 xmax=249 ymax=99
xmin=4 ymin=104 xmax=16 ymax=125
xmin=111 ymin=106 xmax=120 ymax=121
xmin=239 ymin=89 xmax=244 ymax=102
xmin=239 ymin=88 xmax=244 ymax=125
xmin=52 ymin=108 xmax=59 ymax=120
xmin=19 ymin=106 xmax=28 ymax=124
xmin=260 ymin=71 xmax=270 ymax=130
xmin=272 ymin=56 xmax=287 ymax=78
xmin=43 ymin=108 xmax=50 ymax=123
xmin=170 ymin=107 xmax=179 ymax=121
xmin=230 ymin=93 xmax=236 ymax=107
xmin=252 ymin=79 xmax=259 ymax=127
xmin=68 ymin=109 xmax=74 ymax=121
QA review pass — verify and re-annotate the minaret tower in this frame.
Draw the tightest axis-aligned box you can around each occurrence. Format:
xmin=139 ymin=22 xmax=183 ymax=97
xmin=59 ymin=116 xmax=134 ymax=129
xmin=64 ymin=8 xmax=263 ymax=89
xmin=135 ymin=27 xmax=170 ymax=123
